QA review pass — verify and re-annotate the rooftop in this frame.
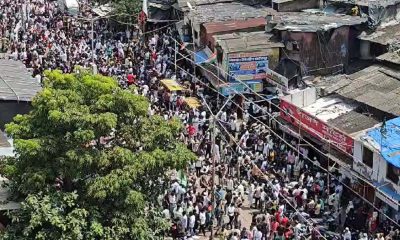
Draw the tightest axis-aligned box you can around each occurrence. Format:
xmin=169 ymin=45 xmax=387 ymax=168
xmin=214 ymin=31 xmax=284 ymax=53
xmin=377 ymin=52 xmax=400 ymax=65
xmin=0 ymin=59 xmax=42 ymax=102
xmin=187 ymin=2 xmax=276 ymax=26
xmin=302 ymin=96 xmax=357 ymax=122
xmin=363 ymin=117 xmax=400 ymax=168
xmin=328 ymin=0 xmax=400 ymax=7
xmin=300 ymin=96 xmax=380 ymax=135
xmin=358 ymin=23 xmax=400 ymax=45
xmin=203 ymin=17 xmax=266 ymax=35
xmin=328 ymin=109 xmax=381 ymax=135
xmin=324 ymin=64 xmax=400 ymax=116
xmin=272 ymin=12 xmax=367 ymax=32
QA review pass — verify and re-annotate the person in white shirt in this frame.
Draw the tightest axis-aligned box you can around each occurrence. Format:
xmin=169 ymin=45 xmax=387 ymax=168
xmin=188 ymin=212 xmax=196 ymax=236
xmin=181 ymin=212 xmax=188 ymax=233
xmin=199 ymin=209 xmax=206 ymax=236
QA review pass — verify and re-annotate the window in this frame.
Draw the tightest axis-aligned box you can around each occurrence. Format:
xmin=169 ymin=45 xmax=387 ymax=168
xmin=387 ymin=162 xmax=400 ymax=184
xmin=362 ymin=146 xmax=373 ymax=168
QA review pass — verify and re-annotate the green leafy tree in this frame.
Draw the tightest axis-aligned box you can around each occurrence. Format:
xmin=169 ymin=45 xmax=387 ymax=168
xmin=0 ymin=70 xmax=195 ymax=239
xmin=96 ymin=0 xmax=142 ymax=22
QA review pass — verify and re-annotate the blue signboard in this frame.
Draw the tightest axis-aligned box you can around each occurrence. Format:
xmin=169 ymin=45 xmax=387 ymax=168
xmin=220 ymin=80 xmax=263 ymax=96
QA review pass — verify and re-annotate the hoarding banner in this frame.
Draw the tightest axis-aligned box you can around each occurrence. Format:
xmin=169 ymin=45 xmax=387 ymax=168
xmin=265 ymin=69 xmax=289 ymax=90
xmin=220 ymin=81 xmax=263 ymax=96
xmin=280 ymin=99 xmax=354 ymax=155
xmin=228 ymin=52 xmax=268 ymax=81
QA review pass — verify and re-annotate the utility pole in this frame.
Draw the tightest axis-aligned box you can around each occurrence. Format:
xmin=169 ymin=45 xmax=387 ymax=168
xmin=174 ymin=39 xmax=177 ymax=75
xmin=91 ymin=17 xmax=94 ymax=66
xmin=210 ymin=115 xmax=217 ymax=240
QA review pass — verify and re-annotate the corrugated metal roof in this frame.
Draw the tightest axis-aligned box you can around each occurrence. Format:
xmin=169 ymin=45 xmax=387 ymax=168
xmin=358 ymin=23 xmax=400 ymax=45
xmin=214 ymin=31 xmax=284 ymax=53
xmin=328 ymin=109 xmax=380 ymax=134
xmin=0 ymin=59 xmax=42 ymax=102
xmin=203 ymin=18 xmax=266 ymax=35
xmin=328 ymin=0 xmax=400 ymax=7
xmin=377 ymin=52 xmax=400 ymax=64
xmin=272 ymin=12 xmax=366 ymax=32
xmin=188 ymin=2 xmax=276 ymax=26
xmin=324 ymin=64 xmax=400 ymax=116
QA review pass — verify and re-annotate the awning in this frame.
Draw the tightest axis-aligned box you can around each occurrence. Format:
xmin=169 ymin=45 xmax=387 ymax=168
xmin=195 ymin=47 xmax=214 ymax=64
xmin=373 ymin=182 xmax=400 ymax=211
xmin=160 ymin=79 xmax=184 ymax=91
xmin=195 ymin=50 xmax=209 ymax=64
xmin=185 ymin=97 xmax=201 ymax=109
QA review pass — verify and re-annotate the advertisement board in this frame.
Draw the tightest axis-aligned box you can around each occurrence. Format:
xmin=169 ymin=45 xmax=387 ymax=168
xmin=280 ymin=99 xmax=354 ymax=155
xmin=265 ymin=69 xmax=289 ymax=91
xmin=228 ymin=52 xmax=269 ymax=81
xmin=220 ymin=81 xmax=263 ymax=96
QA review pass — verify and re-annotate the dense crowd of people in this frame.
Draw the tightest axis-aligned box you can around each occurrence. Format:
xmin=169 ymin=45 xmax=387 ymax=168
xmin=1 ymin=0 xmax=400 ymax=239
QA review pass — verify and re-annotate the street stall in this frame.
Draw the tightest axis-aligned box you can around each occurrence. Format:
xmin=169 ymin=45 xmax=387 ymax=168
xmin=184 ymin=97 xmax=201 ymax=109
xmin=160 ymin=79 xmax=185 ymax=91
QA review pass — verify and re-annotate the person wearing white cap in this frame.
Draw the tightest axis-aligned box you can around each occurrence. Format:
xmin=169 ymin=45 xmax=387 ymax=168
xmin=343 ymin=227 xmax=351 ymax=240
xmin=359 ymin=232 xmax=368 ymax=240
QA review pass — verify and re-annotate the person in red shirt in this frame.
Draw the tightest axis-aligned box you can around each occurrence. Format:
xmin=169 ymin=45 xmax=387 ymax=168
xmin=151 ymin=51 xmax=157 ymax=63
xmin=275 ymin=210 xmax=282 ymax=224
xmin=187 ymin=124 xmax=196 ymax=137
xmin=271 ymin=217 xmax=280 ymax=237
xmin=127 ymin=73 xmax=136 ymax=85
xmin=280 ymin=216 xmax=289 ymax=228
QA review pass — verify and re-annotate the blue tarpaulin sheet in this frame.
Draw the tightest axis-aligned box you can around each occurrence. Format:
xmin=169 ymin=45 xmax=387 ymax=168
xmin=195 ymin=50 xmax=209 ymax=64
xmin=367 ymin=117 xmax=400 ymax=168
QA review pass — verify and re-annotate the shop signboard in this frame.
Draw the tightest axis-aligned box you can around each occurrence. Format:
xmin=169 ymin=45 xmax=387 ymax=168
xmin=220 ymin=80 xmax=263 ymax=96
xmin=265 ymin=69 xmax=289 ymax=92
xmin=228 ymin=52 xmax=269 ymax=81
xmin=280 ymin=99 xmax=354 ymax=155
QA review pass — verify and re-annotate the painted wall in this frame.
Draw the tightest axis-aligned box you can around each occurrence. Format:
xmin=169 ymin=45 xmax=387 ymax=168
xmin=280 ymin=26 xmax=350 ymax=75
xmin=354 ymin=138 xmax=400 ymax=208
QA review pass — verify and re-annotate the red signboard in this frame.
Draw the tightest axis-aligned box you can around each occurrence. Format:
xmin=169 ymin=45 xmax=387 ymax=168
xmin=280 ymin=99 xmax=354 ymax=155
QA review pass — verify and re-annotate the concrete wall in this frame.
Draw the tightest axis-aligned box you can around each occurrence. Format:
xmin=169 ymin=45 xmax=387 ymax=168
xmin=280 ymin=26 xmax=350 ymax=76
xmin=354 ymin=138 xmax=400 ymax=211
xmin=273 ymin=0 xmax=319 ymax=12
xmin=283 ymin=87 xmax=317 ymax=108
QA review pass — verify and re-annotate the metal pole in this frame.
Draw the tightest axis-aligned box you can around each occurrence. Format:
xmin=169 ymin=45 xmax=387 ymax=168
xmin=210 ymin=115 xmax=216 ymax=239
xmin=327 ymin=140 xmax=330 ymax=196
xmin=191 ymin=23 xmax=196 ymax=77
xmin=174 ymin=40 xmax=177 ymax=75
xmin=91 ymin=18 xmax=94 ymax=66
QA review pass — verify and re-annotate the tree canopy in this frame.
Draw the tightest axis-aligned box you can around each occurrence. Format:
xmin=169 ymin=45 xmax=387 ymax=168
xmin=97 ymin=0 xmax=142 ymax=22
xmin=0 ymin=70 xmax=195 ymax=239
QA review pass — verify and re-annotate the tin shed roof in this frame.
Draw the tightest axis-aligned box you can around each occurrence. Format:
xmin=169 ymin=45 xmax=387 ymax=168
xmin=203 ymin=18 xmax=266 ymax=35
xmin=272 ymin=12 xmax=366 ymax=32
xmin=0 ymin=59 xmax=42 ymax=102
xmin=324 ymin=64 xmax=400 ymax=116
xmin=214 ymin=31 xmax=284 ymax=53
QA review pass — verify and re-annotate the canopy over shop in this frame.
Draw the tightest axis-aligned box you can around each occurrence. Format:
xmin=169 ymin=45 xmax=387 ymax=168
xmin=184 ymin=97 xmax=201 ymax=109
xmin=160 ymin=79 xmax=185 ymax=91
